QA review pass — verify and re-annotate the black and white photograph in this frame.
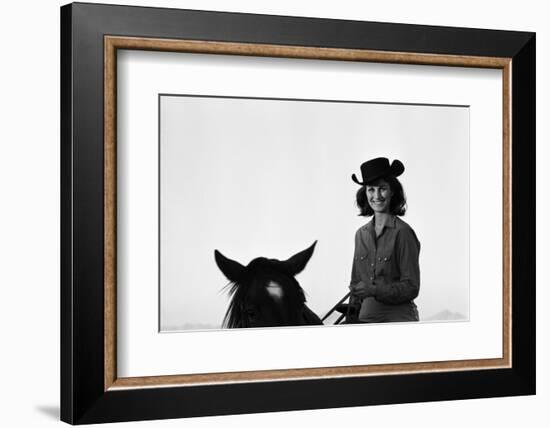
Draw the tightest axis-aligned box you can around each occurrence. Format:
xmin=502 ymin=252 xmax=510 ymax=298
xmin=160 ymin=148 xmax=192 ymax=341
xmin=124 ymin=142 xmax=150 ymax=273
xmin=158 ymin=95 xmax=470 ymax=331
xmin=1 ymin=0 xmax=542 ymax=426
xmin=114 ymin=45 xmax=505 ymax=382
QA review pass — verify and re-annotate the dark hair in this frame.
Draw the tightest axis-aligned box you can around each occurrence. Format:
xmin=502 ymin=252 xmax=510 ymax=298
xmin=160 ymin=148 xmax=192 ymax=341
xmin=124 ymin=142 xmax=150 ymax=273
xmin=355 ymin=175 xmax=407 ymax=217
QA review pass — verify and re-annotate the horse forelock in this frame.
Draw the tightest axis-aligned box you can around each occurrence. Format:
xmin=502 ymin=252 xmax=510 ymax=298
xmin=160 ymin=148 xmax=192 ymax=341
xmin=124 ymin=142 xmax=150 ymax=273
xmin=222 ymin=260 xmax=308 ymax=328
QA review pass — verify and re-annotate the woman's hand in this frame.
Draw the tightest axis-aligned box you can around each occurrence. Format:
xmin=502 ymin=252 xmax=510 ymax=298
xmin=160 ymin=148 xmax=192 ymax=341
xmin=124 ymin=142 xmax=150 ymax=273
xmin=349 ymin=281 xmax=376 ymax=298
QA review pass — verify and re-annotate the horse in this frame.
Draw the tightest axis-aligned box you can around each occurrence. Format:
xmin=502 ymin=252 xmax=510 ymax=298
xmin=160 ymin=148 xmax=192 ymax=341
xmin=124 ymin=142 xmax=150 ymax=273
xmin=214 ymin=241 xmax=323 ymax=328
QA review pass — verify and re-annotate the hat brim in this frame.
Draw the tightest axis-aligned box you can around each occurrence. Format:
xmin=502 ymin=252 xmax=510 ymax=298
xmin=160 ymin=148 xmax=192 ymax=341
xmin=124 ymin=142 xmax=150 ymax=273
xmin=351 ymin=173 xmax=363 ymax=185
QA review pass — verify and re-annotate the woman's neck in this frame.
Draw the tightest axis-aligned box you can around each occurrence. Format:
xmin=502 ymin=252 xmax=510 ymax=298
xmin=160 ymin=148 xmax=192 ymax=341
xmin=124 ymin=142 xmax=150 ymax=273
xmin=374 ymin=212 xmax=392 ymax=227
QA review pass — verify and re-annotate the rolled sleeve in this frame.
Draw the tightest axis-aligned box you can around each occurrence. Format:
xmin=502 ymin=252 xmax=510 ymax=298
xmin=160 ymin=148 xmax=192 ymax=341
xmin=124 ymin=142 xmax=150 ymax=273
xmin=349 ymin=229 xmax=362 ymax=287
xmin=349 ymin=230 xmax=364 ymax=308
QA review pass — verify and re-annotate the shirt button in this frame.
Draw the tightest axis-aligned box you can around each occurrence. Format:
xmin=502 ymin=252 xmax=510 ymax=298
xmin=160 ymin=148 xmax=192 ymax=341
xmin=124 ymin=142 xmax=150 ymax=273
xmin=384 ymin=257 xmax=388 ymax=261
xmin=378 ymin=257 xmax=382 ymax=261
xmin=371 ymin=263 xmax=374 ymax=267
xmin=370 ymin=276 xmax=374 ymax=280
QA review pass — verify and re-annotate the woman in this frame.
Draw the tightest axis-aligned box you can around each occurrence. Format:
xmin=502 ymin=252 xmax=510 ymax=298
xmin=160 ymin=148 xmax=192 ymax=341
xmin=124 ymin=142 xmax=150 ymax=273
xmin=348 ymin=157 xmax=420 ymax=323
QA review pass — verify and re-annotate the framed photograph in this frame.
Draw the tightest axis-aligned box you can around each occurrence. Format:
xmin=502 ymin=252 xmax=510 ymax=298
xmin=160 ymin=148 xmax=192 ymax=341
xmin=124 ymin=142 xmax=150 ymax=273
xmin=60 ymin=2 xmax=535 ymax=424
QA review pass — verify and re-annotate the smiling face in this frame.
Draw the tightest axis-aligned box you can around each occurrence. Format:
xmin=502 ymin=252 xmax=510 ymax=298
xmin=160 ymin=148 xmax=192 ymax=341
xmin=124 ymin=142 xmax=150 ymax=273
xmin=366 ymin=179 xmax=393 ymax=214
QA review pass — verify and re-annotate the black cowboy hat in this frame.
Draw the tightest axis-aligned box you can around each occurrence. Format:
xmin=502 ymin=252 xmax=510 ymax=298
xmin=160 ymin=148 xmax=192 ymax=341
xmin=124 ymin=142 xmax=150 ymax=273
xmin=351 ymin=157 xmax=405 ymax=185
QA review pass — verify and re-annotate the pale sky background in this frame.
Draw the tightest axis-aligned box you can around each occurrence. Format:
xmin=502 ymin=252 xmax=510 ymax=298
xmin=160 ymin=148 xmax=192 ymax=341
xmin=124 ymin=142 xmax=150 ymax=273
xmin=159 ymin=95 xmax=470 ymax=331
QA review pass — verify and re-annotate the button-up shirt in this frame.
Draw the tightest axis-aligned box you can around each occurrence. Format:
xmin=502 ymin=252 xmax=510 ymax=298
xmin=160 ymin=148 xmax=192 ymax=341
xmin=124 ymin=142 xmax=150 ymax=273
xmin=350 ymin=215 xmax=421 ymax=322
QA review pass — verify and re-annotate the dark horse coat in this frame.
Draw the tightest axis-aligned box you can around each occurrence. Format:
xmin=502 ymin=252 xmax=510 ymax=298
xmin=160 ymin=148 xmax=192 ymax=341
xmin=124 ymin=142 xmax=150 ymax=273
xmin=215 ymin=242 xmax=323 ymax=328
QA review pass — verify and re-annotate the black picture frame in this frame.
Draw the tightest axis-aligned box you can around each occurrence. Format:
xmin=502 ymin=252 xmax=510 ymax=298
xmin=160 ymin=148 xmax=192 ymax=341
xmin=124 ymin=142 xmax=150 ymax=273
xmin=61 ymin=2 xmax=535 ymax=424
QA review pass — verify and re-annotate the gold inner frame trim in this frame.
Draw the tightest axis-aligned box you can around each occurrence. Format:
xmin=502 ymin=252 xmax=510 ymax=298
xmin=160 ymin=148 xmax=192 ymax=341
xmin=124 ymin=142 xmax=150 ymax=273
xmin=104 ymin=35 xmax=512 ymax=391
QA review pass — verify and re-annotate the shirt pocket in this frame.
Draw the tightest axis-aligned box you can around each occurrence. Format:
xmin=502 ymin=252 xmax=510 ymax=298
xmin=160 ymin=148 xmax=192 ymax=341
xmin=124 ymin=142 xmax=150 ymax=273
xmin=375 ymin=253 xmax=392 ymax=276
xmin=355 ymin=250 xmax=368 ymax=262
xmin=353 ymin=250 xmax=369 ymax=280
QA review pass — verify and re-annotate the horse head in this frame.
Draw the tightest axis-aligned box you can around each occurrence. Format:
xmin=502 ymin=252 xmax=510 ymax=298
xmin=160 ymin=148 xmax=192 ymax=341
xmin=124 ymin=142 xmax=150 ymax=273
xmin=214 ymin=241 xmax=322 ymax=328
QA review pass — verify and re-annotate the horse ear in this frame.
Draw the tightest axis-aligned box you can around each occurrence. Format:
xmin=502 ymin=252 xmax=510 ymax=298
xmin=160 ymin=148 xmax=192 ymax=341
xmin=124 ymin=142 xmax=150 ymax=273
xmin=214 ymin=250 xmax=246 ymax=282
xmin=281 ymin=240 xmax=317 ymax=276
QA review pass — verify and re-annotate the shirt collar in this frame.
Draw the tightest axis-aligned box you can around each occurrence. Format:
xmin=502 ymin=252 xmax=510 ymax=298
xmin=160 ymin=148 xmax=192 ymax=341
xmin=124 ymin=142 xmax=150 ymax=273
xmin=363 ymin=215 xmax=396 ymax=231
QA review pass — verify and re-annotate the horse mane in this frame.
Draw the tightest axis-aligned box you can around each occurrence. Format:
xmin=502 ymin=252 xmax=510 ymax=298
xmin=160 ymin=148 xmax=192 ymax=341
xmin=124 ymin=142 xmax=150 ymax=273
xmin=222 ymin=281 xmax=245 ymax=328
